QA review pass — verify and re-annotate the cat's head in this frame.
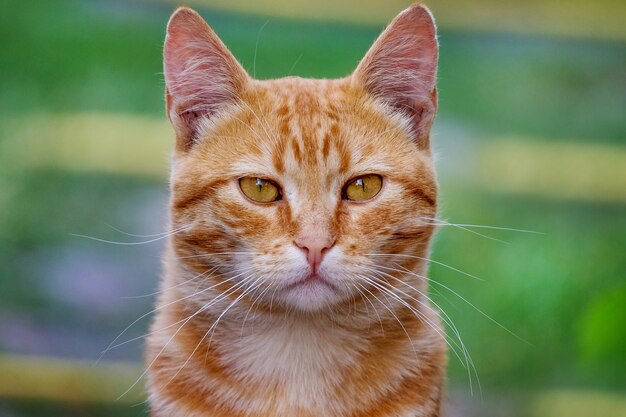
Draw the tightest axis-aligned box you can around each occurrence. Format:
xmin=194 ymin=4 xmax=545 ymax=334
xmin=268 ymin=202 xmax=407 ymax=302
xmin=164 ymin=4 xmax=439 ymax=313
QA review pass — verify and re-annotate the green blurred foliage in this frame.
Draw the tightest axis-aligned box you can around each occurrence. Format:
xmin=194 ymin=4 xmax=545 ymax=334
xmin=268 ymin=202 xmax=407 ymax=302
xmin=578 ymin=285 xmax=626 ymax=373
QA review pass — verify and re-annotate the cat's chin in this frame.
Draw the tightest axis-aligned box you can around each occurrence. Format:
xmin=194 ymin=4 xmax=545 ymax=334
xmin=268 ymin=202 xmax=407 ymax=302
xmin=279 ymin=274 xmax=343 ymax=312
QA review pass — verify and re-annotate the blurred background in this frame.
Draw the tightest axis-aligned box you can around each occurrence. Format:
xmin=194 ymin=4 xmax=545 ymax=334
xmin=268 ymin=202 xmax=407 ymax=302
xmin=0 ymin=0 xmax=624 ymax=416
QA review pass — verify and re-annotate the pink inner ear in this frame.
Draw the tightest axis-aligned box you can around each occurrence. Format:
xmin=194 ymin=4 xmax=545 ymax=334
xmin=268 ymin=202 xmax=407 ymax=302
xmin=354 ymin=5 xmax=439 ymax=143
xmin=180 ymin=109 xmax=203 ymax=136
xmin=163 ymin=8 xmax=248 ymax=148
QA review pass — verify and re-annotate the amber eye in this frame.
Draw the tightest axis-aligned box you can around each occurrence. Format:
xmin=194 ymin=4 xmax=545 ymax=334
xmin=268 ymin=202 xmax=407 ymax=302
xmin=239 ymin=177 xmax=281 ymax=203
xmin=343 ymin=174 xmax=383 ymax=201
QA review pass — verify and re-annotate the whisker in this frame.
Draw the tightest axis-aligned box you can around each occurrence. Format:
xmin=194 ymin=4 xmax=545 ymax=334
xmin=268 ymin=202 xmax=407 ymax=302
xmin=381 ymin=263 xmax=531 ymax=346
xmin=440 ymin=222 xmax=543 ymax=235
xmin=117 ymin=272 xmax=256 ymax=400
xmin=116 ymin=298 xmax=211 ymax=400
xmin=253 ymin=20 xmax=270 ymax=79
xmin=106 ymin=271 xmax=252 ymax=351
xmin=366 ymin=268 xmax=479 ymax=395
xmin=121 ymin=265 xmax=220 ymax=299
xmin=361 ymin=270 xmax=480 ymax=395
xmin=353 ymin=281 xmax=386 ymax=336
xmin=366 ymin=253 xmax=483 ymax=281
xmin=287 ymin=52 xmax=303 ymax=76
xmin=355 ymin=276 xmax=418 ymax=359
xmin=421 ymin=217 xmax=510 ymax=244
xmin=359 ymin=274 xmax=465 ymax=365
xmin=207 ymin=274 xmax=263 ymax=348
xmin=71 ymin=225 xmax=190 ymax=246
xmin=165 ymin=274 xmax=264 ymax=387
xmin=240 ymin=282 xmax=274 ymax=334
xmin=104 ymin=223 xmax=190 ymax=238
xmin=176 ymin=251 xmax=263 ymax=260
xmin=423 ymin=216 xmax=544 ymax=235
xmin=351 ymin=282 xmax=377 ymax=332
xmin=98 ymin=266 xmax=254 ymax=362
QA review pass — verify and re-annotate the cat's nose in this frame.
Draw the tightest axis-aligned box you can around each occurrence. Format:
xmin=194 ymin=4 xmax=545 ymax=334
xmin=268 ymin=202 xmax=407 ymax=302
xmin=294 ymin=235 xmax=336 ymax=274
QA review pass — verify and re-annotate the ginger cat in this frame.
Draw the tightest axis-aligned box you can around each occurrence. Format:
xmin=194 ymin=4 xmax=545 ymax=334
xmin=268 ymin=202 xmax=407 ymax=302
xmin=147 ymin=4 xmax=446 ymax=416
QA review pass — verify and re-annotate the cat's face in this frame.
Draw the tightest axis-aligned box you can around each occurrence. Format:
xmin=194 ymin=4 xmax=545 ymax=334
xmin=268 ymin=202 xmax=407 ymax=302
xmin=164 ymin=6 xmax=439 ymax=312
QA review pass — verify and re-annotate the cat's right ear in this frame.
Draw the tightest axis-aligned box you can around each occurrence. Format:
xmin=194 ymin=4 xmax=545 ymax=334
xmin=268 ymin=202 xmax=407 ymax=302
xmin=164 ymin=8 xmax=249 ymax=150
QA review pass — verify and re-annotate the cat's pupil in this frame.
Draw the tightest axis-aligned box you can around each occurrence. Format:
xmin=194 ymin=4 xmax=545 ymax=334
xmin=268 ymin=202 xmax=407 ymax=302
xmin=256 ymin=178 xmax=263 ymax=192
xmin=356 ymin=178 xmax=365 ymax=191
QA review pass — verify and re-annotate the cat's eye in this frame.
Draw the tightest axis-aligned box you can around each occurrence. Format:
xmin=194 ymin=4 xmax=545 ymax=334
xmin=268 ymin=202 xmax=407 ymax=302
xmin=343 ymin=174 xmax=383 ymax=201
xmin=239 ymin=177 xmax=281 ymax=203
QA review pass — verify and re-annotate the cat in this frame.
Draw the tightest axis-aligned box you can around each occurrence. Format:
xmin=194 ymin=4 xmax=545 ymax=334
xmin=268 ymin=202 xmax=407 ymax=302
xmin=146 ymin=3 xmax=446 ymax=416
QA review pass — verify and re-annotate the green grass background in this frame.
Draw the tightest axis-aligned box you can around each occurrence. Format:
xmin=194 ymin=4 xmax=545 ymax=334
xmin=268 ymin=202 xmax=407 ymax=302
xmin=0 ymin=1 xmax=625 ymax=416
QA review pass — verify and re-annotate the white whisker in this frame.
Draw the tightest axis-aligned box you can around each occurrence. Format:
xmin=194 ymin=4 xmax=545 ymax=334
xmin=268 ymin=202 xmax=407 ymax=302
xmin=105 ymin=223 xmax=191 ymax=238
xmin=71 ymin=225 xmax=190 ymax=246
xmin=366 ymin=253 xmax=483 ymax=281
xmin=380 ymin=263 xmax=531 ymax=346
xmin=99 ymin=266 xmax=253 ymax=362
xmin=366 ymin=267 xmax=480 ymax=395
xmin=117 ymin=270 xmax=257 ymax=400
xmin=356 ymin=275 xmax=418 ymax=359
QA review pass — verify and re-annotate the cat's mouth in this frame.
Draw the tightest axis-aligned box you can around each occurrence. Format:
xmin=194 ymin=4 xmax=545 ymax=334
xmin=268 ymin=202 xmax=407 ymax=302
xmin=283 ymin=273 xmax=337 ymax=292
xmin=277 ymin=271 xmax=346 ymax=310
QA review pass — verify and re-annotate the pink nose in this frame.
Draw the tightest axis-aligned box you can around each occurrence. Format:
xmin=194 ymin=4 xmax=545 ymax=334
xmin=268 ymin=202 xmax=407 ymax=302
xmin=294 ymin=235 xmax=336 ymax=274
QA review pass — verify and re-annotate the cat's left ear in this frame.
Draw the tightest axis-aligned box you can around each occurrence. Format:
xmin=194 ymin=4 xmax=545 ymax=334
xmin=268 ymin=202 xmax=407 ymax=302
xmin=352 ymin=4 xmax=438 ymax=147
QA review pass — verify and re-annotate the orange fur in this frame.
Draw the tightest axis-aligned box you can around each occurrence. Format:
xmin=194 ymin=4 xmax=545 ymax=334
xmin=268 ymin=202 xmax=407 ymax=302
xmin=147 ymin=4 xmax=447 ymax=416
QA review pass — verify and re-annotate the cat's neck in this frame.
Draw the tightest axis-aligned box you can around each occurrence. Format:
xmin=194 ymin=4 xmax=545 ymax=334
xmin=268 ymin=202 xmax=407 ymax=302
xmin=205 ymin=310 xmax=371 ymax=383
